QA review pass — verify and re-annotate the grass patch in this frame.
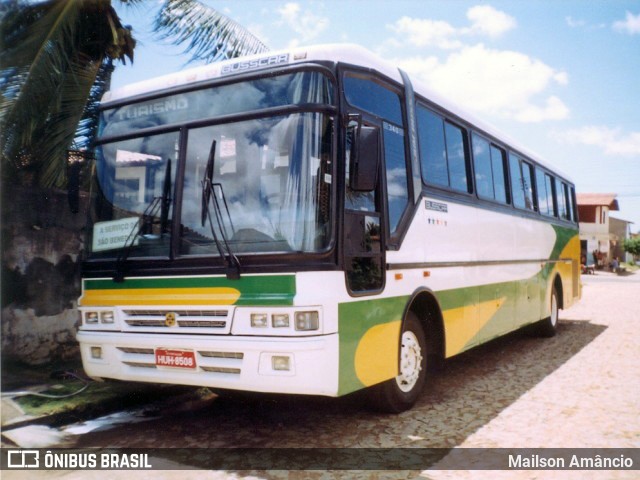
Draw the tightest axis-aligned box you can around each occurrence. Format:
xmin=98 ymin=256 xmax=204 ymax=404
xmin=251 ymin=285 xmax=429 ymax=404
xmin=14 ymin=381 xmax=183 ymax=417
xmin=3 ymin=358 xmax=191 ymax=418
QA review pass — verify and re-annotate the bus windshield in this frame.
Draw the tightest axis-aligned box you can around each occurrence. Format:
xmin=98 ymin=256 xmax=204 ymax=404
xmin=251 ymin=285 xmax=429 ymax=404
xmin=87 ymin=71 xmax=334 ymax=261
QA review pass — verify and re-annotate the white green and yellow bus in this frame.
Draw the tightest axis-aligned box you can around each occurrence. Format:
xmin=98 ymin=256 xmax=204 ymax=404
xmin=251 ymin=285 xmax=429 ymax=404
xmin=77 ymin=44 xmax=580 ymax=412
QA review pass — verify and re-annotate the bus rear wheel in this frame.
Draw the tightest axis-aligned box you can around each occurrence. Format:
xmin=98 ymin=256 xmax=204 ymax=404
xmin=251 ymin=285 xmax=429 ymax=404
xmin=536 ymin=286 xmax=559 ymax=337
xmin=369 ymin=312 xmax=427 ymax=413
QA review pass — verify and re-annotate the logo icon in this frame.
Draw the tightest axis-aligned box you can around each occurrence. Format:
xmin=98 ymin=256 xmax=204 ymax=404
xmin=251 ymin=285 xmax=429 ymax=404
xmin=7 ymin=450 xmax=39 ymax=468
xmin=165 ymin=312 xmax=177 ymax=327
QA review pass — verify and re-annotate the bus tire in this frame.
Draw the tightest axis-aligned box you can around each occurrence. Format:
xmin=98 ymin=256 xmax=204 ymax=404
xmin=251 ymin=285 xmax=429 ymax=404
xmin=369 ymin=312 xmax=427 ymax=413
xmin=536 ymin=286 xmax=559 ymax=337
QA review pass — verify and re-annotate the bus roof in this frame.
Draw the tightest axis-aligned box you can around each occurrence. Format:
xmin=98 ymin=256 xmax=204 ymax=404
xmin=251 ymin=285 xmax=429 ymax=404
xmin=103 ymin=43 xmax=571 ymax=182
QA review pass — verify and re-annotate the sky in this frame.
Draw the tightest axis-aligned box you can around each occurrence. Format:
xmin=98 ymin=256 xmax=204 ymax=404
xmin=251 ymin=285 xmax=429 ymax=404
xmin=111 ymin=1 xmax=640 ymax=232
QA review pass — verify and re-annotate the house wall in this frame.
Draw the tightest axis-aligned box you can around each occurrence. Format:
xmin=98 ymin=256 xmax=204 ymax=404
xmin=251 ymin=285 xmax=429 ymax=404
xmin=610 ymin=217 xmax=632 ymax=262
xmin=2 ymin=186 xmax=88 ymax=365
xmin=578 ymin=205 xmax=613 ymax=265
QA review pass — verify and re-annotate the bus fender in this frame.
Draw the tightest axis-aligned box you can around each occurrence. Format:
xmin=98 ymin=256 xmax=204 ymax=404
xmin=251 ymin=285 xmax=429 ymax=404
xmin=400 ymin=287 xmax=445 ymax=363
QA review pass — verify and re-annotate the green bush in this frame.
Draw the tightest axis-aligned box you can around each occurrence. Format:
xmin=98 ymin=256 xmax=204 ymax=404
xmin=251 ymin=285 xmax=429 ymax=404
xmin=623 ymin=237 xmax=640 ymax=257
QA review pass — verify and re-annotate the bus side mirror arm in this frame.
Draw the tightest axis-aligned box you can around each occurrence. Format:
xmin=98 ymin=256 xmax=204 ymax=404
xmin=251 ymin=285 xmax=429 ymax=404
xmin=348 ymin=118 xmax=380 ymax=192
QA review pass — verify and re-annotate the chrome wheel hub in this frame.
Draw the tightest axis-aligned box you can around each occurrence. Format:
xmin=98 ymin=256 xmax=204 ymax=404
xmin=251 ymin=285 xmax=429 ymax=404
xmin=395 ymin=330 xmax=423 ymax=393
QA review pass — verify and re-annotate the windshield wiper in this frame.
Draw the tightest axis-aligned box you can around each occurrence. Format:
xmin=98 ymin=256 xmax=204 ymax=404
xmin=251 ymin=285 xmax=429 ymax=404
xmin=113 ymin=159 xmax=172 ymax=283
xmin=201 ymin=139 xmax=241 ymax=280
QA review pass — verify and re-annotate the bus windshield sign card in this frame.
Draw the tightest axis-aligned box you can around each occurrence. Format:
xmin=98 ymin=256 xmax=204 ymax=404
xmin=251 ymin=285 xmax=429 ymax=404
xmin=92 ymin=217 xmax=139 ymax=252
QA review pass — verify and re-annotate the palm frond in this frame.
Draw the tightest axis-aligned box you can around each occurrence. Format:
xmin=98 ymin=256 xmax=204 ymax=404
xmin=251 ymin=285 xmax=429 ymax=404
xmin=75 ymin=60 xmax=115 ymax=151
xmin=0 ymin=0 xmax=135 ymax=188
xmin=154 ymin=0 xmax=269 ymax=63
xmin=34 ymin=54 xmax=103 ymax=188
xmin=1 ymin=1 xmax=82 ymax=170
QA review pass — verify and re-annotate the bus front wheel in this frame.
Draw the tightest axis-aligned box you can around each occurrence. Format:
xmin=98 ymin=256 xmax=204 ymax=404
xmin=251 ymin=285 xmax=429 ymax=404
xmin=369 ymin=312 xmax=427 ymax=413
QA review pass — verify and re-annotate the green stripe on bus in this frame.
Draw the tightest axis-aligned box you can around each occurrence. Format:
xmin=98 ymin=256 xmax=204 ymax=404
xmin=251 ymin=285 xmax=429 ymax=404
xmin=83 ymin=274 xmax=296 ymax=306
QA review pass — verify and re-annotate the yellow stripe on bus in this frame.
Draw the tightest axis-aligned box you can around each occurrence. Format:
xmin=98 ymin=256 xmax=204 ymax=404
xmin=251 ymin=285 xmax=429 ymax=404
xmin=354 ymin=320 xmax=402 ymax=387
xmin=444 ymin=297 xmax=506 ymax=357
xmin=80 ymin=287 xmax=241 ymax=306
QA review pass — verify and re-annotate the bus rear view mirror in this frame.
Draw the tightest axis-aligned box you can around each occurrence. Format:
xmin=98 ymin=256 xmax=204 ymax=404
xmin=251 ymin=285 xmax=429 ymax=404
xmin=349 ymin=125 xmax=379 ymax=192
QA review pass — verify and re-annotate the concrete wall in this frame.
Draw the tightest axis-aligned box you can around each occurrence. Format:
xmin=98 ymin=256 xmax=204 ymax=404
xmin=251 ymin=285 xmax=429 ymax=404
xmin=2 ymin=186 xmax=89 ymax=365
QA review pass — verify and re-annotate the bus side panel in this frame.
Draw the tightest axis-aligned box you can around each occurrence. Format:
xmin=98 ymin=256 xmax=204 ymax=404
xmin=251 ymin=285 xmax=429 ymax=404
xmin=337 ymin=295 xmax=408 ymax=396
xmin=539 ymin=227 xmax=582 ymax=317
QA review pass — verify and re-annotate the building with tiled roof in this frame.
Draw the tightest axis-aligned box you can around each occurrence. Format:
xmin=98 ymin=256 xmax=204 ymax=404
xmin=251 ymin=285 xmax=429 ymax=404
xmin=576 ymin=193 xmax=622 ymax=266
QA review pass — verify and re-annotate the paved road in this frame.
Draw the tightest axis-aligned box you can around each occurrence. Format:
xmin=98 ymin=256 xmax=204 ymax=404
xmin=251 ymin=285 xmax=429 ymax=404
xmin=426 ymin=271 xmax=640 ymax=479
xmin=4 ymin=272 xmax=639 ymax=479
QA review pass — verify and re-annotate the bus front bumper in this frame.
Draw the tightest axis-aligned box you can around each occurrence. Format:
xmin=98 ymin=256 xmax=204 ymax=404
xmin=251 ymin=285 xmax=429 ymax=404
xmin=76 ymin=331 xmax=339 ymax=397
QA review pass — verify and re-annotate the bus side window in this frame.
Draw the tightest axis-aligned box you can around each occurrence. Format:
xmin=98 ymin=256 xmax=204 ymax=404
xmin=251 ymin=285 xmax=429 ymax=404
xmin=521 ymin=161 xmax=536 ymax=211
xmin=417 ymin=106 xmax=471 ymax=194
xmin=509 ymin=154 xmax=526 ymax=209
xmin=570 ymin=186 xmax=578 ymax=222
xmin=444 ymin=122 xmax=470 ymax=193
xmin=344 ymin=118 xmax=384 ymax=294
xmin=383 ymin=122 xmax=409 ymax=235
xmin=490 ymin=145 xmax=509 ymax=204
xmin=472 ymin=133 xmax=508 ymax=204
xmin=417 ymin=107 xmax=448 ymax=187
xmin=557 ymin=179 xmax=568 ymax=220
xmin=546 ymin=174 xmax=557 ymax=217
xmin=343 ymin=73 xmax=410 ymax=238
xmin=509 ymin=154 xmax=536 ymax=212
xmin=536 ymin=168 xmax=554 ymax=216
xmin=472 ymin=133 xmax=494 ymax=199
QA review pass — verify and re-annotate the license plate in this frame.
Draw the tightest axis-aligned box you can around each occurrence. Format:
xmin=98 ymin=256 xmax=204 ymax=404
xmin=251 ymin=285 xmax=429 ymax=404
xmin=155 ymin=348 xmax=196 ymax=369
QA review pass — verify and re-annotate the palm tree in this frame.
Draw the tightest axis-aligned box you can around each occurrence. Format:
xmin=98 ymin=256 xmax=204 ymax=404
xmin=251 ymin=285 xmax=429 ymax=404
xmin=0 ymin=0 xmax=268 ymax=189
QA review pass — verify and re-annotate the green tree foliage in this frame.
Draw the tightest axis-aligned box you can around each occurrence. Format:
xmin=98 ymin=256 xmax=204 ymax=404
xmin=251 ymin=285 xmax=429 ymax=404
xmin=1 ymin=0 xmax=135 ymax=187
xmin=623 ymin=237 xmax=640 ymax=257
xmin=0 ymin=0 xmax=268 ymax=189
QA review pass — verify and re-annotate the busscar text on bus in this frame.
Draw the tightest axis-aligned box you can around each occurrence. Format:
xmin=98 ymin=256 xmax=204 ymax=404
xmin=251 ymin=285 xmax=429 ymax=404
xmin=74 ymin=45 xmax=581 ymax=413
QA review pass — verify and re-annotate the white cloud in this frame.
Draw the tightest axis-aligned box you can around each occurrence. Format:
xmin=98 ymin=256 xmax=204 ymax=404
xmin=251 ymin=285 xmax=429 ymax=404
xmin=554 ymin=126 xmax=640 ymax=156
xmin=277 ymin=2 xmax=329 ymax=44
xmin=388 ymin=16 xmax=462 ymax=49
xmin=554 ymin=72 xmax=569 ymax=85
xmin=613 ymin=11 xmax=640 ymax=35
xmin=397 ymin=44 xmax=570 ymax=123
xmin=466 ymin=5 xmax=517 ymax=38
xmin=515 ymin=96 xmax=570 ymax=122
xmin=566 ymin=16 xmax=586 ymax=28
xmin=384 ymin=6 xmax=569 ymax=123
xmin=565 ymin=16 xmax=607 ymax=30
xmin=386 ymin=4 xmax=515 ymax=50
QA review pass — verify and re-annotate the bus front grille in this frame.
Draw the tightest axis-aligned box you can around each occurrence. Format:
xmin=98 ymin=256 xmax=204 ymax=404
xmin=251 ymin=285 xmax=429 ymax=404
xmin=120 ymin=308 xmax=232 ymax=333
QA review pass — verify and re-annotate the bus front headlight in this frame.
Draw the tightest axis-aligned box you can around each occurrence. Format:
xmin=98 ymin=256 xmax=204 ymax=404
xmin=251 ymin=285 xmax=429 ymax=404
xmin=294 ymin=311 xmax=319 ymax=331
xmin=251 ymin=313 xmax=268 ymax=328
xmin=272 ymin=313 xmax=290 ymax=328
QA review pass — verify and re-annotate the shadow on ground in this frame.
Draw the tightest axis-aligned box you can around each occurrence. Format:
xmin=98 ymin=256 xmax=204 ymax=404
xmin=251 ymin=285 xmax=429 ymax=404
xmin=70 ymin=317 xmax=605 ymax=461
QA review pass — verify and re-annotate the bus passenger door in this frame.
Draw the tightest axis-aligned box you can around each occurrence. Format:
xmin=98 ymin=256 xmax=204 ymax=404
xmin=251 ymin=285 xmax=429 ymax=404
xmin=344 ymin=119 xmax=384 ymax=294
